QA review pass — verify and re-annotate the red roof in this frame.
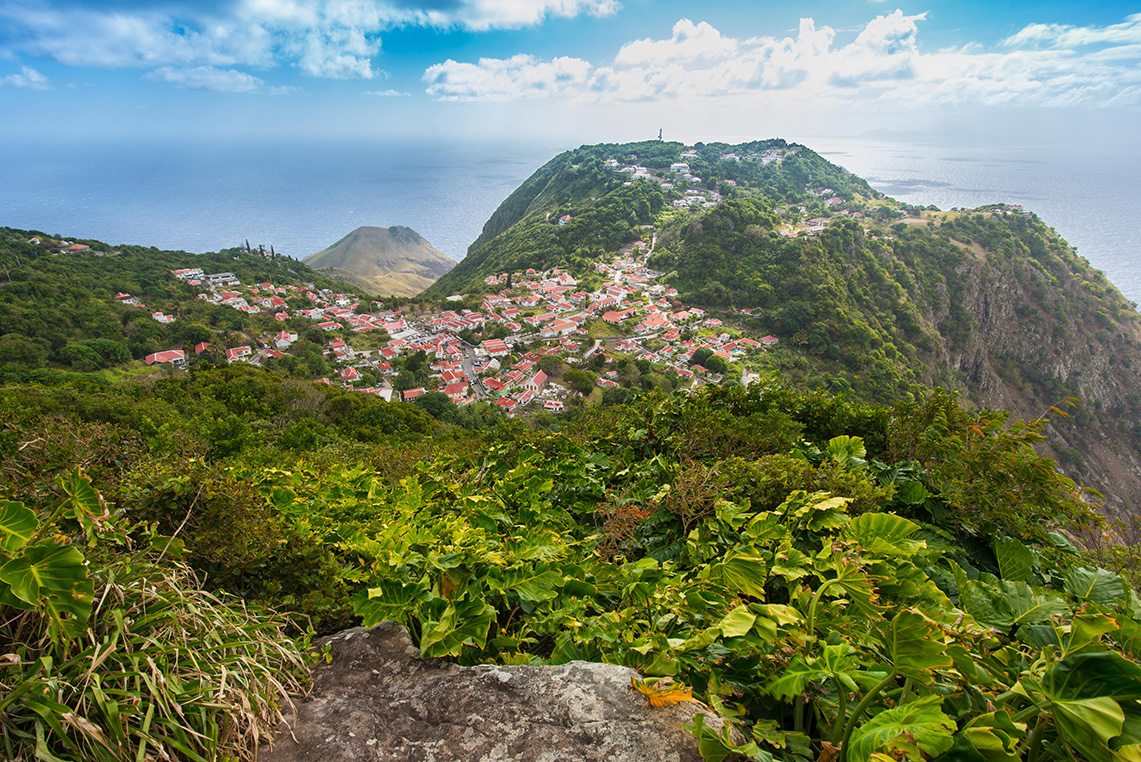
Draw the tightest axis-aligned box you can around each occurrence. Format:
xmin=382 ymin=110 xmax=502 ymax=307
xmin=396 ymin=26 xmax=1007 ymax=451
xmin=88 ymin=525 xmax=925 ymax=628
xmin=144 ymin=350 xmax=185 ymax=365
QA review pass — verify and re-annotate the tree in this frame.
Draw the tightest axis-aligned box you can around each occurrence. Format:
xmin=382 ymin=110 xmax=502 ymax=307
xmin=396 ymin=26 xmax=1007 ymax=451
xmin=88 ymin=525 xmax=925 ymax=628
xmin=563 ymin=369 xmax=595 ymax=395
xmin=0 ymin=334 xmax=47 ymax=367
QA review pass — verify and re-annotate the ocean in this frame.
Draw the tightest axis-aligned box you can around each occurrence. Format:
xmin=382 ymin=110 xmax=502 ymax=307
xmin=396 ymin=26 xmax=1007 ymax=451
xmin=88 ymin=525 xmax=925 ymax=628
xmin=1 ymin=135 xmax=1139 ymax=304
xmin=808 ymin=136 xmax=1141 ymax=306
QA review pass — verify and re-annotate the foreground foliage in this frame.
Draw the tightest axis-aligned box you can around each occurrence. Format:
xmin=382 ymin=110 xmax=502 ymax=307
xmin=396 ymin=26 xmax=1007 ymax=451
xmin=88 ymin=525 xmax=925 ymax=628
xmin=4 ymin=375 xmax=1138 ymax=762
xmin=229 ymin=385 xmax=1132 ymax=762
xmin=0 ymin=472 xmax=308 ymax=762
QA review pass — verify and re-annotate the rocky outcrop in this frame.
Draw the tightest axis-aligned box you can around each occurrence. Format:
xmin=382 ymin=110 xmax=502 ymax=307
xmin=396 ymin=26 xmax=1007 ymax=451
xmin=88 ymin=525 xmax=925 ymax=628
xmin=259 ymin=621 xmax=724 ymax=762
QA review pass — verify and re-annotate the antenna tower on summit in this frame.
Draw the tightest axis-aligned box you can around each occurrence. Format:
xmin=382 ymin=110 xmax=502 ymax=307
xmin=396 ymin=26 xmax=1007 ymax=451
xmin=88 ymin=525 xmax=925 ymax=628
xmin=657 ymin=129 xmax=663 ymax=141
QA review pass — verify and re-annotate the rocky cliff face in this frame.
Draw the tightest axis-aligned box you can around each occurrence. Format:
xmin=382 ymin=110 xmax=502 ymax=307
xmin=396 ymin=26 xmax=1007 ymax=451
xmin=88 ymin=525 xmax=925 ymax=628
xmin=260 ymin=622 xmax=729 ymax=762
xmin=914 ymin=226 xmax=1141 ymax=516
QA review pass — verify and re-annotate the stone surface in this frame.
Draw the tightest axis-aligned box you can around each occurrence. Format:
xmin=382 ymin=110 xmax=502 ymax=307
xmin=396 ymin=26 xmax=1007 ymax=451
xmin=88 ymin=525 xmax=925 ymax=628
xmin=258 ymin=621 xmax=720 ymax=762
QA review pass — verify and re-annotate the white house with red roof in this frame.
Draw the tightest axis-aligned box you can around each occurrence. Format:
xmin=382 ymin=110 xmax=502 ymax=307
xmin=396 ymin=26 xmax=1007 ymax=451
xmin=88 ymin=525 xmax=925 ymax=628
xmin=481 ymin=339 xmax=510 ymax=357
xmin=523 ymin=370 xmax=547 ymax=393
xmin=225 ymin=346 xmax=252 ymax=362
xmin=144 ymin=350 xmax=186 ymax=368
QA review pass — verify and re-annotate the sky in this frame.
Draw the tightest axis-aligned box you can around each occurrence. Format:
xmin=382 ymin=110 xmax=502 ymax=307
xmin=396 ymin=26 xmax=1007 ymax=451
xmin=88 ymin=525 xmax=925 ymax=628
xmin=1 ymin=0 xmax=1140 ymax=146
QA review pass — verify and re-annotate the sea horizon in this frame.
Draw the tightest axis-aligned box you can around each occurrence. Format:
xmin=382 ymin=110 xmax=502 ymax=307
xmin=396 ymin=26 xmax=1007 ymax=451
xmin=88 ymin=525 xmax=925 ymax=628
xmin=2 ymin=133 xmax=1138 ymax=305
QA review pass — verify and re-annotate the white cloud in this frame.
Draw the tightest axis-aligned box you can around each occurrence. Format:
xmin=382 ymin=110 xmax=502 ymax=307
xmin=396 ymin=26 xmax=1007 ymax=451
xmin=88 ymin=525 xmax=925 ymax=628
xmin=614 ymin=19 xmax=735 ymax=66
xmin=366 ymin=88 xmax=410 ymax=96
xmin=424 ymin=54 xmax=591 ymax=100
xmin=1002 ymin=13 xmax=1141 ymax=48
xmin=0 ymin=65 xmax=51 ymax=90
xmin=0 ymin=0 xmax=620 ymax=86
xmin=421 ymin=10 xmax=1141 ymax=111
xmin=144 ymin=66 xmax=265 ymax=92
xmin=435 ymin=0 xmax=620 ymax=32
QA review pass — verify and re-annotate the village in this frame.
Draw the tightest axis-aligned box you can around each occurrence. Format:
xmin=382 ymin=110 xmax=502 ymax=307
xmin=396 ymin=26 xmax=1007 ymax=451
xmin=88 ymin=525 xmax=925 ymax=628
xmin=134 ymin=243 xmax=780 ymax=416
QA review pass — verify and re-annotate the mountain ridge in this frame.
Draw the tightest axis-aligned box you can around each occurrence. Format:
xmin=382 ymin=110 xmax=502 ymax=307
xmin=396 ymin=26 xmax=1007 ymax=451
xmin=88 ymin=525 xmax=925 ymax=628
xmin=427 ymin=138 xmax=1141 ymax=516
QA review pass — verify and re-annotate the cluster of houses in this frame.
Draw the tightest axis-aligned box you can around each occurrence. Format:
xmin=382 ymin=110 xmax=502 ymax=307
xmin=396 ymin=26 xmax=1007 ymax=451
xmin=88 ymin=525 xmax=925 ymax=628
xmin=138 ymin=236 xmax=783 ymax=415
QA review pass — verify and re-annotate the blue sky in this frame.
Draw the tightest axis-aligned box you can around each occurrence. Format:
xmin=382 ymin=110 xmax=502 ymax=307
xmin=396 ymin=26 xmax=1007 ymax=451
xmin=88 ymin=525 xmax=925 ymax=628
xmin=1 ymin=0 xmax=1140 ymax=145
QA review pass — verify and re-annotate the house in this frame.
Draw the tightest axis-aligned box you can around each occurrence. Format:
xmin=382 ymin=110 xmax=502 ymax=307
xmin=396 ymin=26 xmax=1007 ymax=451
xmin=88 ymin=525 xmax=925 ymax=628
xmin=340 ymin=367 xmax=361 ymax=382
xmin=543 ymin=399 xmax=565 ymax=413
xmin=760 ymin=335 xmax=780 ymax=347
xmin=402 ymin=388 xmax=426 ymax=401
xmin=523 ymin=370 xmax=547 ymax=393
xmin=275 ymin=331 xmax=297 ymax=349
xmin=194 ymin=342 xmax=211 ymax=355
xmin=225 ymin=346 xmax=252 ymax=363
xmin=481 ymin=339 xmax=510 ymax=357
xmin=144 ymin=350 xmax=186 ymax=368
xmin=205 ymin=272 xmax=241 ymax=288
xmin=152 ymin=312 xmax=175 ymax=325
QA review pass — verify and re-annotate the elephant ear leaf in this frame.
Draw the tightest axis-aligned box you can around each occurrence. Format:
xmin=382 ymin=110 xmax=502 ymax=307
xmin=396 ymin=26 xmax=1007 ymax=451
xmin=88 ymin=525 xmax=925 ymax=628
xmin=885 ymin=609 xmax=953 ymax=681
xmin=0 ymin=501 xmax=37 ymax=553
xmin=994 ymin=539 xmax=1034 ymax=583
xmin=0 ymin=543 xmax=93 ymax=641
xmin=419 ymin=593 xmax=495 ymax=658
xmin=1033 ymin=653 xmax=1141 ymax=761
xmin=845 ymin=513 xmax=925 ymax=557
xmin=847 ymin=694 xmax=955 ymax=762
xmin=1064 ymin=567 xmax=1125 ymax=606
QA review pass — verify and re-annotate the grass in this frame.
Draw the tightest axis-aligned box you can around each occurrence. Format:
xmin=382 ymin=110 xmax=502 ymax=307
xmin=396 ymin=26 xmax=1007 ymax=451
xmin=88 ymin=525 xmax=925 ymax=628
xmin=92 ymin=362 xmax=161 ymax=384
xmin=0 ymin=553 xmax=310 ymax=762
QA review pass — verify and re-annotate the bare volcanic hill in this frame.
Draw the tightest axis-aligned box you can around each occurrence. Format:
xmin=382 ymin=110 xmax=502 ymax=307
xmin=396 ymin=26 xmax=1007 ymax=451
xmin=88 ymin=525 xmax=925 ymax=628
xmin=304 ymin=226 xmax=455 ymax=298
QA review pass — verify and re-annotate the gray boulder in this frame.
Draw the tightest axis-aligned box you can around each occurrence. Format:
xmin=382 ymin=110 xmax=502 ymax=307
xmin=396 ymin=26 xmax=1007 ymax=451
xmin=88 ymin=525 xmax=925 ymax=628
xmin=259 ymin=621 xmax=726 ymax=762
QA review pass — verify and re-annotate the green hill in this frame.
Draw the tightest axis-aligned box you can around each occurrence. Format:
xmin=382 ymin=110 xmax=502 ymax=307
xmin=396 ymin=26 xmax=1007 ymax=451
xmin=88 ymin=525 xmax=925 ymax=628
xmin=305 ymin=225 xmax=455 ymax=297
xmin=425 ymin=139 xmax=1141 ymax=516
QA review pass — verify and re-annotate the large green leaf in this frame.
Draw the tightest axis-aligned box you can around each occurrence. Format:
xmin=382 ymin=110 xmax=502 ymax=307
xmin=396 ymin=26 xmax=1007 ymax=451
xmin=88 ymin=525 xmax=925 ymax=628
xmin=845 ymin=513 xmax=925 ymax=557
xmin=1027 ymin=653 xmax=1141 ymax=761
xmin=826 ymin=435 xmax=867 ymax=470
xmin=998 ymin=580 xmax=1070 ymax=625
xmin=419 ymin=594 xmax=495 ymax=658
xmin=948 ymin=710 xmax=1026 ymax=762
xmin=776 ymin=491 xmax=851 ymax=532
xmin=1065 ymin=567 xmax=1126 ymax=606
xmin=715 ymin=550 xmax=769 ymax=599
xmin=490 ymin=563 xmax=564 ymax=603
xmin=685 ymin=714 xmax=770 ymax=762
xmin=993 ymin=539 xmax=1034 ymax=583
xmin=766 ymin=643 xmax=858 ymax=700
xmin=959 ymin=578 xmax=1015 ymax=629
xmin=895 ymin=480 xmax=930 ymax=506
xmin=884 ymin=609 xmax=953 ymax=680
xmin=1042 ymin=652 xmax=1141 ymax=703
xmin=1051 ymin=697 xmax=1125 ymax=761
xmin=0 ymin=542 xmax=92 ymax=640
xmin=828 ymin=560 xmax=881 ymax=619
xmin=356 ymin=577 xmax=430 ymax=627
xmin=57 ymin=468 xmax=109 ymax=544
xmin=0 ymin=500 xmax=37 ymax=553
xmin=716 ymin=605 xmax=758 ymax=638
xmin=847 ymin=694 xmax=955 ymax=762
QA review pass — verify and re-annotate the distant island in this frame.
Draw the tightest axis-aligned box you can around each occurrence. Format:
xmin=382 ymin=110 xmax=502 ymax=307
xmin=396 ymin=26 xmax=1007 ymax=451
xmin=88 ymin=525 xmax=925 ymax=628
xmin=304 ymin=225 xmax=455 ymax=297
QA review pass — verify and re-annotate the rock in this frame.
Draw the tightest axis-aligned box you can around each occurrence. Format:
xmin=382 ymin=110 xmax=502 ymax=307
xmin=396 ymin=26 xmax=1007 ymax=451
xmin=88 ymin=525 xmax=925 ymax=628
xmin=258 ymin=621 xmax=726 ymax=762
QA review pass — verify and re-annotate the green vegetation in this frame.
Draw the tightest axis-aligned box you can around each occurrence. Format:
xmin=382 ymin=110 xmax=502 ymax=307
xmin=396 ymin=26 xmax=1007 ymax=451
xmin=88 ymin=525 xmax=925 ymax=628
xmin=0 ymin=227 xmax=362 ymax=372
xmin=7 ymin=372 xmax=1141 ymax=761
xmin=6 ymin=137 xmax=1141 ymax=760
